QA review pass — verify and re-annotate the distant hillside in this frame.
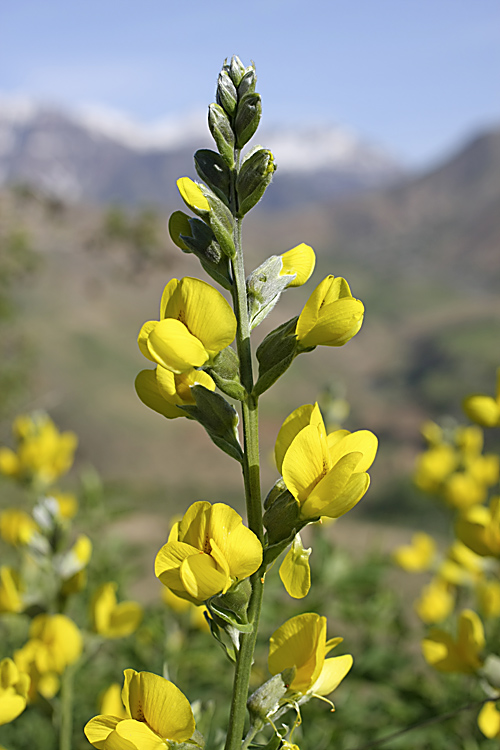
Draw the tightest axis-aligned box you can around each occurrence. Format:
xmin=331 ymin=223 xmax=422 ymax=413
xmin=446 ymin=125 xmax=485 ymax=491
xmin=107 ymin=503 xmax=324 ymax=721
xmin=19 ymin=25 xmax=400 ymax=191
xmin=322 ymin=128 xmax=500 ymax=288
xmin=0 ymin=98 xmax=403 ymax=208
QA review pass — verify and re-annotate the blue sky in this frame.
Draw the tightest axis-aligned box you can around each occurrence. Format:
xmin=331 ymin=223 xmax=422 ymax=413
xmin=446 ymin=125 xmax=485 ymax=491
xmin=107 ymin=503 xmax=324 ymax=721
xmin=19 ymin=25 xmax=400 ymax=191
xmin=2 ymin=0 xmax=500 ymax=165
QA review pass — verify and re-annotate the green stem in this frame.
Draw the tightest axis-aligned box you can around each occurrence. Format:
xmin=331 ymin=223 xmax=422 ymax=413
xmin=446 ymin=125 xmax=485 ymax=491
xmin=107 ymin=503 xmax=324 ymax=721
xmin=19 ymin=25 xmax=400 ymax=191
xmin=58 ymin=663 xmax=75 ymax=750
xmin=225 ymin=153 xmax=266 ymax=750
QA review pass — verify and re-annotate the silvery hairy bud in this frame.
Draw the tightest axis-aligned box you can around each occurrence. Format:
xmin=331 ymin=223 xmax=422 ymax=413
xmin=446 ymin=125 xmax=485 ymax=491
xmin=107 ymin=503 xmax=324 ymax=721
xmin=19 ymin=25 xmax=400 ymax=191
xmin=208 ymin=103 xmax=235 ymax=168
xmin=235 ymin=92 xmax=262 ymax=148
xmin=236 ymin=147 xmax=276 ymax=217
xmin=227 ymin=55 xmax=246 ymax=87
xmin=216 ymin=70 xmax=238 ymax=118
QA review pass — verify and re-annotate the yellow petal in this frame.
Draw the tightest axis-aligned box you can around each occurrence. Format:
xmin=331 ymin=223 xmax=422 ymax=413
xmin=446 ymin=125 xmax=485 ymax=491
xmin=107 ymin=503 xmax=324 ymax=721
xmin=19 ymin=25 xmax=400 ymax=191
xmin=177 ymin=501 xmax=212 ymax=550
xmin=137 ymin=321 xmax=159 ymax=363
xmin=135 ymin=370 xmax=184 ymax=419
xmin=92 ymin=582 xmax=117 ymax=634
xmin=297 ymin=298 xmax=364 ymax=348
xmin=147 ymin=318 xmax=209 ymax=373
xmin=269 ymin=613 xmax=325 ymax=693
xmin=84 ymin=716 xmax=122 ymax=749
xmin=393 ymin=532 xmax=436 ymax=572
xmin=279 ymin=243 xmax=316 ymax=287
xmin=279 ymin=535 xmax=311 ymax=599
xmin=275 ymin=403 xmax=324 ymax=474
xmin=177 ymin=177 xmax=210 ymax=213
xmin=328 ymin=430 xmax=378 ymax=472
xmin=282 ymin=424 xmax=331 ymax=503
xmin=300 ymin=453 xmax=365 ymax=519
xmin=108 ymin=602 xmax=143 ymax=639
xmin=310 ymin=654 xmax=353 ymax=696
xmin=180 ymin=552 xmax=229 ymax=601
xmin=155 ymin=541 xmax=200 ymax=590
xmin=114 ymin=720 xmax=165 ymax=749
xmin=124 ymin=670 xmax=195 ymax=742
xmin=209 ymin=503 xmax=262 ymax=580
xmin=163 ymin=277 xmax=237 ymax=356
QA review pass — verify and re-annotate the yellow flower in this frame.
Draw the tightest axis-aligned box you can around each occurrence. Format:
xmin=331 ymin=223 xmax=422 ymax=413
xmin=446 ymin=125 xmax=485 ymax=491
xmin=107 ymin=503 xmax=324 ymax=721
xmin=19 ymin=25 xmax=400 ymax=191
xmin=295 ymin=275 xmax=364 ymax=349
xmin=279 ymin=533 xmax=312 ymax=599
xmin=52 ymin=491 xmax=78 ymax=519
xmin=443 ymin=471 xmax=486 ymax=509
xmin=279 ymin=244 xmax=316 ymax=287
xmin=275 ymin=403 xmax=377 ymax=520
xmin=138 ymin=277 xmax=237 ymax=375
xmin=477 ymin=580 xmax=500 ymax=618
xmin=478 ymin=700 xmax=500 ymax=738
xmin=135 ymin=365 xmax=216 ymax=419
xmin=463 ymin=369 xmax=500 ymax=427
xmin=268 ymin=613 xmax=352 ymax=700
xmin=0 ymin=658 xmax=30 ymax=726
xmin=15 ymin=614 xmax=82 ymax=693
xmin=161 ymin=588 xmax=210 ymax=632
xmin=422 ymin=609 xmax=485 ymax=673
xmin=439 ymin=540 xmax=484 ymax=585
xmin=0 ymin=567 xmax=23 ymax=613
xmin=91 ymin=583 xmax=143 ymax=639
xmin=155 ymin=501 xmax=262 ymax=604
xmin=0 ymin=509 xmax=38 ymax=546
xmin=456 ymin=498 xmax=500 ymax=557
xmin=414 ymin=445 xmax=456 ymax=493
xmin=393 ymin=532 xmax=436 ymax=572
xmin=85 ymin=669 xmax=196 ymax=749
xmin=414 ymin=578 xmax=454 ymax=624
xmin=8 ymin=413 xmax=77 ymax=485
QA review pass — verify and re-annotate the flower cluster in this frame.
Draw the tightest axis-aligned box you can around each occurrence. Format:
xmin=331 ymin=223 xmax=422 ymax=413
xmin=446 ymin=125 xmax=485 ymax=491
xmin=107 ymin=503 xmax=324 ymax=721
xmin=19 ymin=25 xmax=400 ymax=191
xmin=393 ymin=369 xmax=500 ymax=739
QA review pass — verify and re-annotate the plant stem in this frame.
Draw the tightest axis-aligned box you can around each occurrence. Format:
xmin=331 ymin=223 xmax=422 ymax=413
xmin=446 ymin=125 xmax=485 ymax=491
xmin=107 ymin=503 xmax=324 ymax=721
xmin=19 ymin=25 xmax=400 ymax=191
xmin=225 ymin=155 xmax=266 ymax=750
xmin=58 ymin=663 xmax=75 ymax=750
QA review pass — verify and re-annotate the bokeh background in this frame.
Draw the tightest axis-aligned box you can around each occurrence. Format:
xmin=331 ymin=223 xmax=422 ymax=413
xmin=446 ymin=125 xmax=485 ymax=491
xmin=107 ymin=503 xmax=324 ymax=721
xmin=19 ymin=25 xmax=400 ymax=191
xmin=1 ymin=0 xmax=500 ymax=545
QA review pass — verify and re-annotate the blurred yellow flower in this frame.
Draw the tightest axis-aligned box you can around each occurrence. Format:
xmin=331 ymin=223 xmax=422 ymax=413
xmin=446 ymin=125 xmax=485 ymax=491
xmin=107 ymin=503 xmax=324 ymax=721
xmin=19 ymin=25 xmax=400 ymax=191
xmin=99 ymin=683 xmax=128 ymax=719
xmin=414 ymin=577 xmax=454 ymax=624
xmin=0 ymin=567 xmax=23 ymax=613
xmin=422 ymin=609 xmax=485 ymax=673
xmin=477 ymin=580 xmax=500 ymax=618
xmin=91 ymin=583 xmax=143 ymax=639
xmin=275 ymin=402 xmax=377 ymax=521
xmin=296 ymin=276 xmax=364 ymax=350
xmin=14 ymin=613 xmax=82 ymax=698
xmin=0 ymin=509 xmax=38 ymax=547
xmin=85 ymin=669 xmax=196 ymax=749
xmin=161 ymin=587 xmax=210 ymax=632
xmin=478 ymin=700 xmax=500 ymax=738
xmin=414 ymin=445 xmax=456 ymax=493
xmin=0 ymin=413 xmax=77 ymax=486
xmin=268 ymin=613 xmax=352 ymax=701
xmin=52 ymin=491 xmax=78 ymax=519
xmin=0 ymin=658 xmax=30 ymax=726
xmin=155 ymin=501 xmax=262 ymax=604
xmin=463 ymin=370 xmax=500 ymax=428
xmin=393 ymin=532 xmax=436 ymax=572
xmin=138 ymin=277 xmax=237 ymax=375
xmin=456 ymin=498 xmax=500 ymax=558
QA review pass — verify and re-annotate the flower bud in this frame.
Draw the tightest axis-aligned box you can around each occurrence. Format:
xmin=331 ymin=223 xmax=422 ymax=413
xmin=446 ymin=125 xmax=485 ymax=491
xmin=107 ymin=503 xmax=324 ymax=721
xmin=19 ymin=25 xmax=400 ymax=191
xmin=216 ymin=70 xmax=238 ymax=118
xmin=235 ymin=92 xmax=262 ymax=148
xmin=263 ymin=488 xmax=300 ymax=547
xmin=201 ymin=188 xmax=236 ymax=258
xmin=254 ymin=317 xmax=299 ymax=397
xmin=208 ymin=103 xmax=235 ymax=168
xmin=207 ymin=346 xmax=246 ymax=401
xmin=238 ymin=68 xmax=257 ymax=98
xmin=247 ymin=670 xmax=295 ymax=724
xmin=194 ymin=149 xmax=231 ymax=207
xmin=177 ymin=177 xmax=210 ymax=217
xmin=236 ymin=148 xmax=276 ymax=217
xmin=227 ymin=55 xmax=246 ymax=87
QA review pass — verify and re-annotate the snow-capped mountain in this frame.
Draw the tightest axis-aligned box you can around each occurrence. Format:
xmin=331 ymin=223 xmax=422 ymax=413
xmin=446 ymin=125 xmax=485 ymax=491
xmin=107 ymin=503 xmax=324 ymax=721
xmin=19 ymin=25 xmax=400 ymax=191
xmin=0 ymin=96 xmax=404 ymax=207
